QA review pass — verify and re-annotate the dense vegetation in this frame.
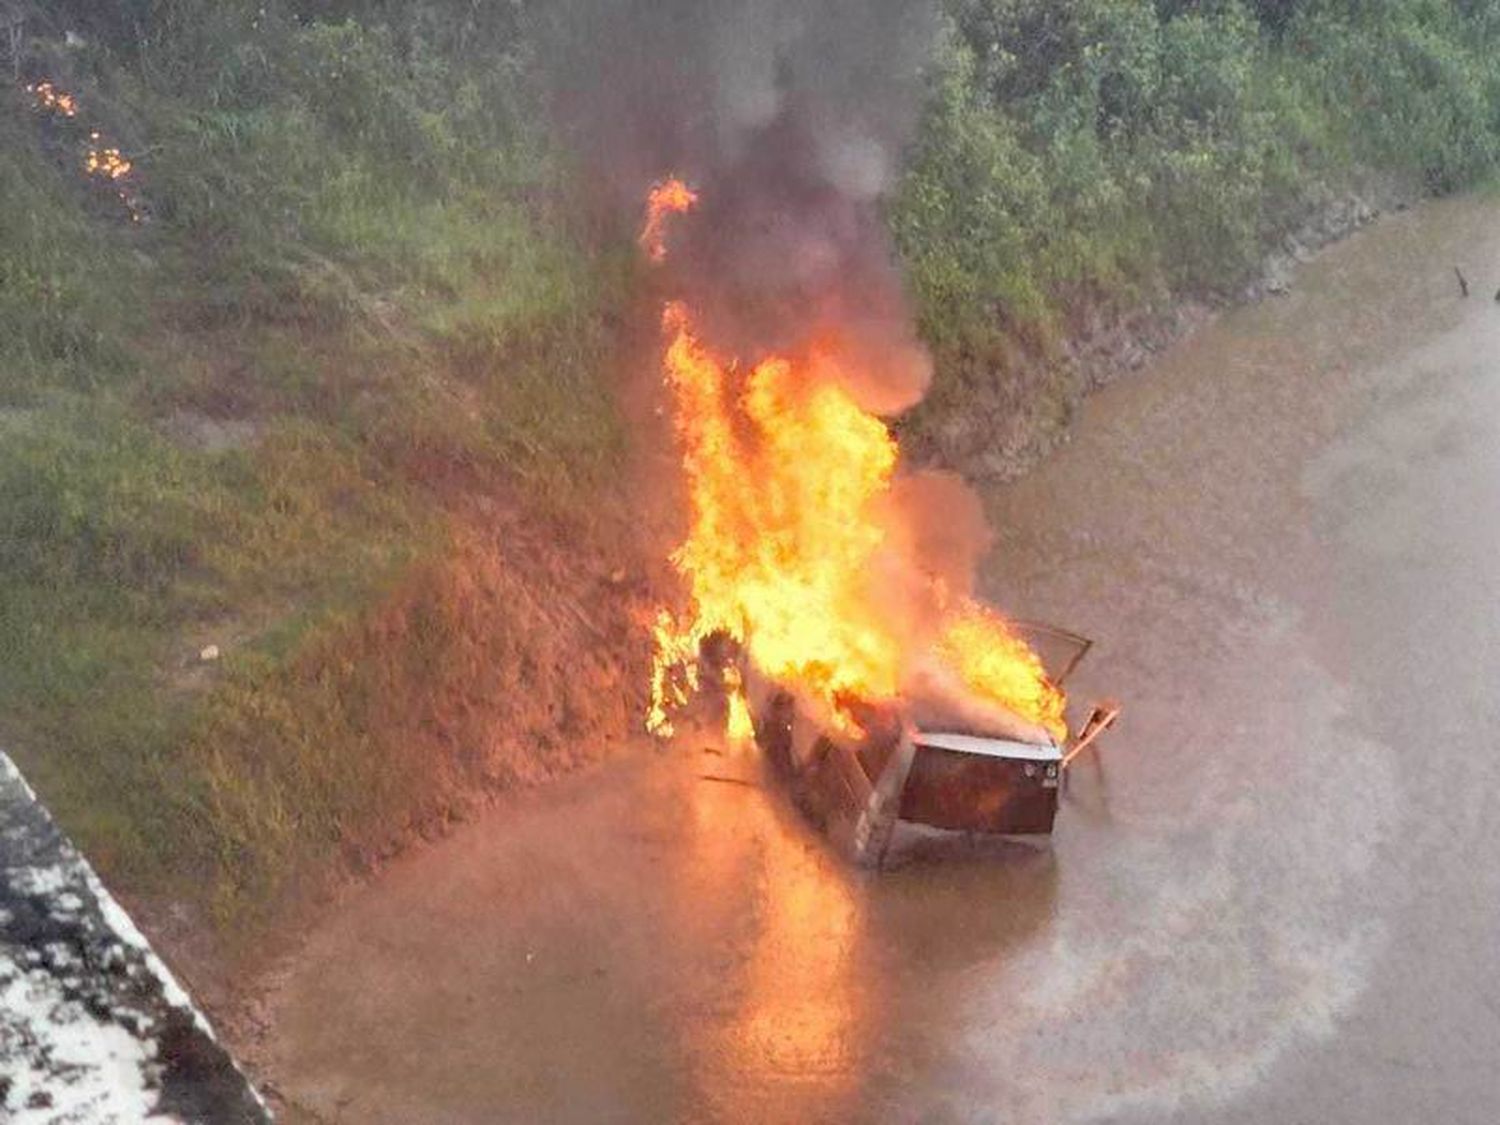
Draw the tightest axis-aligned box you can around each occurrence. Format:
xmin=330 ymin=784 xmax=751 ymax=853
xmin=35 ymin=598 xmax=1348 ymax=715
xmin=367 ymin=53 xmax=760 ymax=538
xmin=1 ymin=0 xmax=637 ymax=927
xmin=896 ymin=0 xmax=1500 ymax=439
xmin=3 ymin=0 xmax=1498 ymax=932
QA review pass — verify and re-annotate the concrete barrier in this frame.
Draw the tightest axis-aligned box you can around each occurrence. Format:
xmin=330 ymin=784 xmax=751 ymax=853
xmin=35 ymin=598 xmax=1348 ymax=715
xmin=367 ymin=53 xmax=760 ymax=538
xmin=1 ymin=751 xmax=271 ymax=1122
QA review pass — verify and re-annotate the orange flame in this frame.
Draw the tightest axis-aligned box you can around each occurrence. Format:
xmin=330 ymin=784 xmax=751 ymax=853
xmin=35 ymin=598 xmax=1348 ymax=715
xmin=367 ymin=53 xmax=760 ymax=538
xmin=937 ymin=601 xmax=1066 ymax=736
xmin=644 ymin=185 xmax=1066 ymax=743
xmin=23 ymin=79 xmax=144 ymax=221
xmin=27 ymin=81 xmax=78 ymax=117
xmin=85 ymin=141 xmax=133 ymax=181
xmin=640 ymin=178 xmax=699 ymax=262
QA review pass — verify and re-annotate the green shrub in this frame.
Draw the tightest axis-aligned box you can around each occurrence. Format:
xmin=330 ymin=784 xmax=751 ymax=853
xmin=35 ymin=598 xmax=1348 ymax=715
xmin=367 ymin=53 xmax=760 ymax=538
xmin=894 ymin=0 xmax=1500 ymax=419
xmin=1293 ymin=1 xmax=1500 ymax=191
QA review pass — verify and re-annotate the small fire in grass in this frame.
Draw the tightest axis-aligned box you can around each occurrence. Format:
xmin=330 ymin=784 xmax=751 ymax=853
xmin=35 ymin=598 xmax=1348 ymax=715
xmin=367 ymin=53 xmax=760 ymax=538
xmin=85 ymin=131 xmax=133 ymax=181
xmin=642 ymin=179 xmax=1066 ymax=746
xmin=23 ymin=78 xmax=146 ymax=222
xmin=27 ymin=79 xmax=78 ymax=117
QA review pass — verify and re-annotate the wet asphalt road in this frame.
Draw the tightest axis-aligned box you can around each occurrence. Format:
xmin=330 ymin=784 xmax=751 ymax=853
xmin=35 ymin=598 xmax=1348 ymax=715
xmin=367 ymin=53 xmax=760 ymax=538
xmin=256 ymin=196 xmax=1500 ymax=1124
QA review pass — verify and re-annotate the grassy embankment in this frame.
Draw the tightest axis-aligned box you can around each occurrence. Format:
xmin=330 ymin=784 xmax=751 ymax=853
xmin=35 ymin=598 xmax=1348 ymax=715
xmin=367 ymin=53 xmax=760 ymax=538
xmin=895 ymin=0 xmax=1500 ymax=464
xmin=3 ymin=0 xmax=1499 ymax=933
xmin=1 ymin=3 xmax=648 ymax=931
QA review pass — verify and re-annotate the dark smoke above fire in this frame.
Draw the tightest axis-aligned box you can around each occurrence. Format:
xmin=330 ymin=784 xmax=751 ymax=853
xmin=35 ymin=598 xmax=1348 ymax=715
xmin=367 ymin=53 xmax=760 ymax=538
xmin=538 ymin=0 xmax=940 ymax=415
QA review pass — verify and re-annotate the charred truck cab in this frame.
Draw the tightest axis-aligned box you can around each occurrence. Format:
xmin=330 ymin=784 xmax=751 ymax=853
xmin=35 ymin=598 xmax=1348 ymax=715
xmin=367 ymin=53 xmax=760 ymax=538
xmin=744 ymin=622 xmax=1117 ymax=867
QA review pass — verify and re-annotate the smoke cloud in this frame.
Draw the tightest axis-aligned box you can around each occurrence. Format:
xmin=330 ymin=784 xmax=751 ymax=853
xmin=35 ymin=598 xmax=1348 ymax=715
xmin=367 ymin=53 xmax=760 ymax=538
xmin=537 ymin=0 xmax=940 ymax=414
xmin=867 ymin=469 xmax=994 ymax=664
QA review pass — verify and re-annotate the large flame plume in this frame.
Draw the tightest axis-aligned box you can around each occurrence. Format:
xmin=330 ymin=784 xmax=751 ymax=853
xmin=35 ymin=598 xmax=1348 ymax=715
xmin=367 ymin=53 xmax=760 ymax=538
xmin=645 ymin=180 xmax=1066 ymax=744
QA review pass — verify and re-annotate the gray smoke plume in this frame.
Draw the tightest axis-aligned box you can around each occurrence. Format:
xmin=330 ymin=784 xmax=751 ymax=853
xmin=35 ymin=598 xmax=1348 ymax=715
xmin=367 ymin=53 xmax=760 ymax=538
xmin=537 ymin=0 xmax=940 ymax=415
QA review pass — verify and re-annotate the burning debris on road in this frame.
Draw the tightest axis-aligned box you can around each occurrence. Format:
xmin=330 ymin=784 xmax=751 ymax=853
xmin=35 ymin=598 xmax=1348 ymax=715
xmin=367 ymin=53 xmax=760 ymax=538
xmin=544 ymin=0 xmax=1120 ymax=857
xmin=638 ymin=179 xmax=1118 ymax=856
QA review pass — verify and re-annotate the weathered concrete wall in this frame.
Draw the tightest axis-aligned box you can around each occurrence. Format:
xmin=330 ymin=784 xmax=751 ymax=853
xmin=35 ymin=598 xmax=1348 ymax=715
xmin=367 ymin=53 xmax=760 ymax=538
xmin=1 ymin=752 xmax=271 ymax=1123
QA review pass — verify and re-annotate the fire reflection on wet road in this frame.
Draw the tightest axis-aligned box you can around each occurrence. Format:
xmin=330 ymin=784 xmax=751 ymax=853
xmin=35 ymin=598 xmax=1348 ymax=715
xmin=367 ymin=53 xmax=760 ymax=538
xmin=257 ymin=196 xmax=1500 ymax=1124
xmin=681 ymin=772 xmax=869 ymax=1116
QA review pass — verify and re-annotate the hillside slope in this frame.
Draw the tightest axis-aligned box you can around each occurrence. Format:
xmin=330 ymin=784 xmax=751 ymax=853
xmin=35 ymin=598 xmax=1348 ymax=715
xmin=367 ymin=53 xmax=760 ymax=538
xmin=2 ymin=0 xmax=1497 ymax=937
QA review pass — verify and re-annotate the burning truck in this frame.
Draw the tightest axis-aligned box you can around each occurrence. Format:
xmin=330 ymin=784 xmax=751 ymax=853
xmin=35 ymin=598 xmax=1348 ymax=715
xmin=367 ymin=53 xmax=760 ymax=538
xmin=642 ymin=181 xmax=1119 ymax=863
